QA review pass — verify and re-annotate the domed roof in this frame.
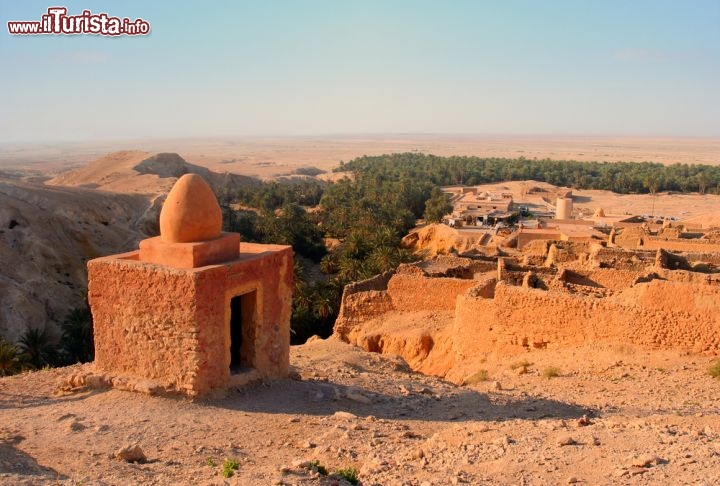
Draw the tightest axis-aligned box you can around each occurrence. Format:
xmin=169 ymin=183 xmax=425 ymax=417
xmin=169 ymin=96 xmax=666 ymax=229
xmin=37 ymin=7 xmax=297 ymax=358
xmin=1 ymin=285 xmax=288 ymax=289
xmin=593 ymin=207 xmax=606 ymax=218
xmin=159 ymin=174 xmax=222 ymax=243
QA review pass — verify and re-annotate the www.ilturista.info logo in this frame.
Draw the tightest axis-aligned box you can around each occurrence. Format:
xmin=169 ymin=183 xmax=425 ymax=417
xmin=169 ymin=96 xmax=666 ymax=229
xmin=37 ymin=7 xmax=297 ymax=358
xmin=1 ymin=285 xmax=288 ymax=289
xmin=7 ymin=7 xmax=150 ymax=36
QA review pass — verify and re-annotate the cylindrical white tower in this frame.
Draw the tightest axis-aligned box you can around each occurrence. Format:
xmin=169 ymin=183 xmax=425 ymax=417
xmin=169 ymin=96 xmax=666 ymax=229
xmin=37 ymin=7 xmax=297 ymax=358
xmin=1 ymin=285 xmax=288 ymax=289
xmin=556 ymin=197 xmax=573 ymax=220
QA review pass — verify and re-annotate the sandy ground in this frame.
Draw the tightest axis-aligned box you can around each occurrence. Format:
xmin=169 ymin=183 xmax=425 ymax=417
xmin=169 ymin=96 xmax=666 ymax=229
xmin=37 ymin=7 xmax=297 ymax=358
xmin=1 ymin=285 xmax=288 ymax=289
xmin=1 ymin=135 xmax=719 ymax=179
xmin=1 ymin=337 xmax=719 ymax=485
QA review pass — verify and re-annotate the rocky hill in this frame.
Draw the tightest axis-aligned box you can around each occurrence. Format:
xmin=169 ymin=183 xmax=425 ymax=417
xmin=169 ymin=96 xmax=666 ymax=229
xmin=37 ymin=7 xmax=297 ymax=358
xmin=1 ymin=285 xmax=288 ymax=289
xmin=0 ymin=151 xmax=258 ymax=344
xmin=0 ymin=178 xmax=153 ymax=343
xmin=46 ymin=151 xmax=257 ymax=195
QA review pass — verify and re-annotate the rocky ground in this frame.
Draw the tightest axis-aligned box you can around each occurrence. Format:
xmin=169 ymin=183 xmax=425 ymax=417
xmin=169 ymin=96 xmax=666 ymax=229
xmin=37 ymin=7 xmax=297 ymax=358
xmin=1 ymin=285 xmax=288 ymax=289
xmin=1 ymin=337 xmax=719 ymax=485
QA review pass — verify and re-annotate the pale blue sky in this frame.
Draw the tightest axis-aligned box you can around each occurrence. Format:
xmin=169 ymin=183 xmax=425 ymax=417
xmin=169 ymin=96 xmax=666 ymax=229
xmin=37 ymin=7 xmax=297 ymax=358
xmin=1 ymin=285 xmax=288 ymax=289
xmin=1 ymin=1 xmax=719 ymax=142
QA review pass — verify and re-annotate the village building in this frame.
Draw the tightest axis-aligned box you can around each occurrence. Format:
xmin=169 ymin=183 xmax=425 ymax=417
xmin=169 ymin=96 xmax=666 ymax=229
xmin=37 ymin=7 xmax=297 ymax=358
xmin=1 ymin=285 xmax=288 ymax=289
xmin=442 ymin=186 xmax=515 ymax=227
xmin=86 ymin=174 xmax=293 ymax=397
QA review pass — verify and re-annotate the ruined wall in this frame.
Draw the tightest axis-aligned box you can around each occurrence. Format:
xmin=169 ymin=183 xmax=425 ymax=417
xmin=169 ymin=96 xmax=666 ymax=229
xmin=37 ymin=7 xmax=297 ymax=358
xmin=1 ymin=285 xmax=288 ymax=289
xmin=559 ymin=267 xmax=644 ymax=291
xmin=451 ymin=279 xmax=720 ymax=378
xmin=387 ymin=273 xmax=478 ymax=311
xmin=590 ymin=247 xmax=656 ymax=270
xmin=517 ymin=231 xmax=562 ymax=250
xmin=334 ymin=243 xmax=720 ymax=385
xmin=342 ymin=270 xmax=394 ymax=296
xmin=641 ymin=237 xmax=720 ymax=253
xmin=334 ymin=271 xmax=395 ymax=340
xmin=334 ymin=290 xmax=395 ymax=341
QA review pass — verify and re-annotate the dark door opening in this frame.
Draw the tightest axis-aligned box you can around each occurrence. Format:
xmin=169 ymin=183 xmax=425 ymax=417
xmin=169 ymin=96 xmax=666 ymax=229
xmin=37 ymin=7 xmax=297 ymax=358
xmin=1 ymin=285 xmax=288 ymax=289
xmin=229 ymin=290 xmax=257 ymax=374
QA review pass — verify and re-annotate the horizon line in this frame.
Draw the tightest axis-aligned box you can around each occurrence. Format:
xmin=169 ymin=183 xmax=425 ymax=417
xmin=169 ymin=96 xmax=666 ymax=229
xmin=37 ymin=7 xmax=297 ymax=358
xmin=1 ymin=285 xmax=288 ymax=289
xmin=2 ymin=132 xmax=720 ymax=146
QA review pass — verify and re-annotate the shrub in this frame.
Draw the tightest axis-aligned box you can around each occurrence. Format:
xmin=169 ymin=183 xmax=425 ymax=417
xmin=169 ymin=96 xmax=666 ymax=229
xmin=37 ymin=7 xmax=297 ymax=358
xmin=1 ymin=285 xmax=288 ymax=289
xmin=708 ymin=360 xmax=720 ymax=379
xmin=309 ymin=460 xmax=328 ymax=475
xmin=222 ymin=458 xmax=240 ymax=478
xmin=335 ymin=466 xmax=359 ymax=485
xmin=542 ymin=366 xmax=562 ymax=379
xmin=510 ymin=360 xmax=533 ymax=373
xmin=464 ymin=369 xmax=490 ymax=385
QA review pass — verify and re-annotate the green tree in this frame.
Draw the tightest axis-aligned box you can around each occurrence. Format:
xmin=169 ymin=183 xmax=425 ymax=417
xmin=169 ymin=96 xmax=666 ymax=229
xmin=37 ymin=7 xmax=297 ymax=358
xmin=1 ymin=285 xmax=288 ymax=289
xmin=0 ymin=338 xmax=22 ymax=376
xmin=18 ymin=327 xmax=58 ymax=369
xmin=60 ymin=306 xmax=94 ymax=364
xmin=423 ymin=187 xmax=452 ymax=223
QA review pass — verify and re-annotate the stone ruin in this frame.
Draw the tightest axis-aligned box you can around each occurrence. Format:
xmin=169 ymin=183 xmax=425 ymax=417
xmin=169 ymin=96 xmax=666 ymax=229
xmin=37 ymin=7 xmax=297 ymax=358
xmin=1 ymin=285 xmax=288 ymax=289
xmin=334 ymin=237 xmax=720 ymax=383
xmin=85 ymin=174 xmax=293 ymax=397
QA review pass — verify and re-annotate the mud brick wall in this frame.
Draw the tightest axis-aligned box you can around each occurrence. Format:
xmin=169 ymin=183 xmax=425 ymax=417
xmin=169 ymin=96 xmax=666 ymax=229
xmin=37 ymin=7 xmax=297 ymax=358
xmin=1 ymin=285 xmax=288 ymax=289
xmin=89 ymin=243 xmax=293 ymax=396
xmin=453 ymin=279 xmax=720 ymax=363
xmin=387 ymin=274 xmax=478 ymax=312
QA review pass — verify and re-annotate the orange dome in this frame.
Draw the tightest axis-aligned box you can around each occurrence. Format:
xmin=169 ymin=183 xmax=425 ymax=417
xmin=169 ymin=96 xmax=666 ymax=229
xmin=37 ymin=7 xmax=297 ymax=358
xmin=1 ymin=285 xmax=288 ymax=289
xmin=159 ymin=174 xmax=222 ymax=243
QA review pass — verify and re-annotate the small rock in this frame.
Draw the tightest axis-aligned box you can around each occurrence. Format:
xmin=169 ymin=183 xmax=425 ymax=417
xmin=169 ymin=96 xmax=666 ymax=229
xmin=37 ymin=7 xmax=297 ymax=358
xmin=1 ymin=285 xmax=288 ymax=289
xmin=333 ymin=411 xmax=357 ymax=420
xmin=115 ymin=444 xmax=146 ymax=463
xmin=491 ymin=381 xmax=502 ymax=390
xmin=288 ymin=416 xmax=301 ymax=423
xmin=68 ymin=420 xmax=86 ymax=432
xmin=494 ymin=435 xmax=511 ymax=446
xmin=345 ymin=391 xmax=372 ymax=404
xmin=577 ymin=415 xmax=592 ymax=427
xmin=630 ymin=454 xmax=661 ymax=468
xmin=567 ymin=476 xmax=580 ymax=484
xmin=557 ymin=435 xmax=577 ymax=446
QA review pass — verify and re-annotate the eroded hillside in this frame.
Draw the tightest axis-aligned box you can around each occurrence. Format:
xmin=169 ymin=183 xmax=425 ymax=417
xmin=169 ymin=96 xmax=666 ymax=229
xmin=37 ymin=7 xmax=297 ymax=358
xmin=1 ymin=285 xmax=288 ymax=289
xmin=0 ymin=151 xmax=257 ymax=344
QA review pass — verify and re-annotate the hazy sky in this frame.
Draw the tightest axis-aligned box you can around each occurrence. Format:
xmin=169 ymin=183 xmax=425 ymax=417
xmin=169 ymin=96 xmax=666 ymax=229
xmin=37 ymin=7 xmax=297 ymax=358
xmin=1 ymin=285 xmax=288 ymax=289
xmin=1 ymin=1 xmax=719 ymax=142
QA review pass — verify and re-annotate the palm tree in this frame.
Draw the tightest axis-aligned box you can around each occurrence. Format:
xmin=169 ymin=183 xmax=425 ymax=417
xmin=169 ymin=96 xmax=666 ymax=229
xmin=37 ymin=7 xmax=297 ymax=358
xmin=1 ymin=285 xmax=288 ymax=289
xmin=61 ymin=306 xmax=94 ymax=364
xmin=368 ymin=246 xmax=398 ymax=273
xmin=338 ymin=257 xmax=368 ymax=283
xmin=18 ymin=327 xmax=57 ymax=369
xmin=319 ymin=253 xmax=339 ymax=274
xmin=0 ymin=339 xmax=22 ymax=376
xmin=312 ymin=292 xmax=335 ymax=321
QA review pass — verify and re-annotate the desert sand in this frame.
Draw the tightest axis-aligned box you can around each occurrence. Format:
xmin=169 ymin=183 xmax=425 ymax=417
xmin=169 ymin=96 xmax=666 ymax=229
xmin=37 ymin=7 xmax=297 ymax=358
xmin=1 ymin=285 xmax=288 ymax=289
xmin=1 ymin=135 xmax=719 ymax=180
xmin=1 ymin=337 xmax=719 ymax=485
